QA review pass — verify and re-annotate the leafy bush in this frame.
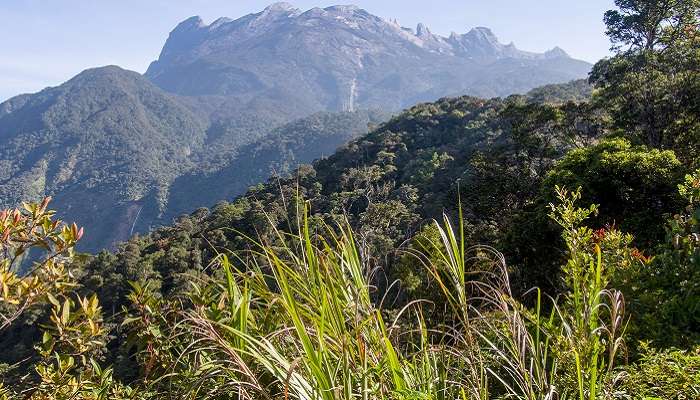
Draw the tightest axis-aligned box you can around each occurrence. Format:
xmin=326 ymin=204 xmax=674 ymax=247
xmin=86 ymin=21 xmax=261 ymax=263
xmin=618 ymin=344 xmax=700 ymax=399
xmin=619 ymin=170 xmax=700 ymax=349
xmin=0 ymin=199 xmax=135 ymax=398
xmin=543 ymin=138 xmax=684 ymax=246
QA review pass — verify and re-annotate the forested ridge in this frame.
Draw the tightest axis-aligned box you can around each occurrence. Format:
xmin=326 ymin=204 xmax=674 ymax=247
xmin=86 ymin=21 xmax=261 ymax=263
xmin=1 ymin=1 xmax=699 ymax=399
xmin=0 ymin=66 xmax=386 ymax=251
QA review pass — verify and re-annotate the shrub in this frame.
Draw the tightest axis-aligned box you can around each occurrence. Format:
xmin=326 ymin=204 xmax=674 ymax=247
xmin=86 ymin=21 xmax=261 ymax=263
xmin=544 ymin=138 xmax=684 ymax=247
xmin=619 ymin=170 xmax=700 ymax=349
xmin=618 ymin=344 xmax=700 ymax=399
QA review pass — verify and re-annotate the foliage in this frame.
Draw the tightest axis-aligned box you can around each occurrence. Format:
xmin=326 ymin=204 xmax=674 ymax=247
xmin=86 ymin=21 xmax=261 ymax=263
xmin=1 ymin=1 xmax=699 ymax=395
xmin=603 ymin=0 xmax=699 ymax=51
xmin=590 ymin=0 xmax=700 ymax=156
xmin=111 ymin=190 xmax=649 ymax=399
xmin=497 ymin=137 xmax=681 ymax=296
xmin=543 ymin=138 xmax=683 ymax=246
xmin=392 ymin=222 xmax=450 ymax=308
xmin=545 ymin=188 xmax=631 ymax=398
xmin=31 ymin=294 xmax=136 ymax=399
xmin=60 ymin=93 xmax=607 ymax=344
xmin=619 ymin=170 xmax=700 ymax=349
xmin=0 ymin=197 xmax=82 ymax=331
xmin=6 ymin=186 xmax=698 ymax=399
xmin=420 ymin=188 xmax=633 ymax=399
xmin=623 ymin=347 xmax=700 ymax=399
xmin=0 ymin=62 xmax=695 ymax=400
xmin=617 ymin=343 xmax=700 ymax=399
xmin=525 ymin=79 xmax=593 ymax=104
xmin=0 ymin=199 xmax=139 ymax=399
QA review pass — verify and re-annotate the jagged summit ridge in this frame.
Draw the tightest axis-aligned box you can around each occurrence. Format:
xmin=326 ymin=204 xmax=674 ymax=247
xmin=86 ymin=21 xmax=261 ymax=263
xmin=545 ymin=46 xmax=570 ymax=58
xmin=159 ymin=4 xmax=573 ymax=61
xmin=265 ymin=2 xmax=297 ymax=12
xmin=145 ymin=2 xmax=591 ymax=112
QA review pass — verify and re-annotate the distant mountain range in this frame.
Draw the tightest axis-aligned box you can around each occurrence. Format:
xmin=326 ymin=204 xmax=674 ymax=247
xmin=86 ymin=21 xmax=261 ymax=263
xmin=0 ymin=3 xmax=592 ymax=252
xmin=146 ymin=2 xmax=591 ymax=112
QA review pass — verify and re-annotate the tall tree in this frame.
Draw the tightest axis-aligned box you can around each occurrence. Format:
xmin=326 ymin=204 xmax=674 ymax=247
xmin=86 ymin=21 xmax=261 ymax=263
xmin=604 ymin=0 xmax=699 ymax=51
xmin=591 ymin=0 xmax=700 ymax=155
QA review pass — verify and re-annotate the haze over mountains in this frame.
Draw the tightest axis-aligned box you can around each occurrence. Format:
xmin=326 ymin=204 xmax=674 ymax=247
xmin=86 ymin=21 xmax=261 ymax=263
xmin=0 ymin=3 xmax=592 ymax=251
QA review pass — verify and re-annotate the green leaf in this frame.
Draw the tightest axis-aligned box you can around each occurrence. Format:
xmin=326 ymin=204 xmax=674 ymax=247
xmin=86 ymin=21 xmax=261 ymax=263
xmin=61 ymin=298 xmax=71 ymax=325
xmin=121 ymin=316 xmax=141 ymax=326
xmin=46 ymin=292 xmax=60 ymax=307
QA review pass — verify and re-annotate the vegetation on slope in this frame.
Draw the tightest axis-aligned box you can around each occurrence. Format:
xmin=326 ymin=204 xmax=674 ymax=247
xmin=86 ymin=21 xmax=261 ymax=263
xmin=0 ymin=69 xmax=386 ymax=252
xmin=0 ymin=0 xmax=699 ymax=398
xmin=0 ymin=67 xmax=207 ymax=251
xmin=524 ymin=79 xmax=593 ymax=104
xmin=1 ymin=178 xmax=699 ymax=398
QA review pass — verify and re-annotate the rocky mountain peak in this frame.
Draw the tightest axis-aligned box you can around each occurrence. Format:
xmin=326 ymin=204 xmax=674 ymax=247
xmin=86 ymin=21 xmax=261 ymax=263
xmin=464 ymin=27 xmax=499 ymax=46
xmin=152 ymin=5 xmax=580 ymax=67
xmin=545 ymin=46 xmax=570 ymax=58
xmin=257 ymin=2 xmax=301 ymax=22
xmin=416 ymin=23 xmax=431 ymax=38
xmin=172 ymin=16 xmax=205 ymax=33
xmin=209 ymin=17 xmax=234 ymax=29
xmin=264 ymin=2 xmax=298 ymax=12
xmin=146 ymin=3 xmax=590 ymax=104
xmin=324 ymin=5 xmax=361 ymax=14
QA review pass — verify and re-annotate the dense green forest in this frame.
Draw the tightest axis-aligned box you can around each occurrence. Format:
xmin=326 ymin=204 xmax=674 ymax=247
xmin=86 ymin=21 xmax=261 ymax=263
xmin=0 ymin=66 xmax=386 ymax=252
xmin=1 ymin=1 xmax=699 ymax=398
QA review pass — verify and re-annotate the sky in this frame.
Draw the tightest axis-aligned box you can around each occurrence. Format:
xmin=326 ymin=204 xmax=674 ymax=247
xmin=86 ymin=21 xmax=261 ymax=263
xmin=0 ymin=0 xmax=615 ymax=102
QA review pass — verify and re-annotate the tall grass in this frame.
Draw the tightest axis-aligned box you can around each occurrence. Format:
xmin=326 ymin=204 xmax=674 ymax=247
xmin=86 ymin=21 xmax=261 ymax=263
xmin=138 ymin=189 xmax=629 ymax=399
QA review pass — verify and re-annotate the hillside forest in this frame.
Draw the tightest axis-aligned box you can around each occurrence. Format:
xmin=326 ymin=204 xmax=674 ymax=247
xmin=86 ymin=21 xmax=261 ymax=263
xmin=1 ymin=1 xmax=700 ymax=399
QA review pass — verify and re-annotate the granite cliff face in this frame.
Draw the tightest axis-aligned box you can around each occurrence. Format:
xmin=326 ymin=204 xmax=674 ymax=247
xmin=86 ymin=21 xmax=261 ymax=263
xmin=146 ymin=3 xmax=591 ymax=113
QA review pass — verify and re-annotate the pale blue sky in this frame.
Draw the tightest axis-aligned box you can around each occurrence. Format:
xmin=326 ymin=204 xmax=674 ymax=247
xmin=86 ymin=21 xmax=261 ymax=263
xmin=0 ymin=1 xmax=615 ymax=102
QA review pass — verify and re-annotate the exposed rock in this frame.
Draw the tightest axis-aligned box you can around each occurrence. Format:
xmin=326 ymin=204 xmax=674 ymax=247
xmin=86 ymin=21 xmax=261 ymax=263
xmin=145 ymin=3 xmax=592 ymax=110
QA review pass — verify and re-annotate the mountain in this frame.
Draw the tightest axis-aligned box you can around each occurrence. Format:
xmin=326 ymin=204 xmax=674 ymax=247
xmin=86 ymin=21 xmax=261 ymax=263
xmin=0 ymin=66 xmax=207 ymax=250
xmin=145 ymin=3 xmax=592 ymax=112
xmin=0 ymin=4 xmax=592 ymax=252
xmin=0 ymin=66 xmax=385 ymax=251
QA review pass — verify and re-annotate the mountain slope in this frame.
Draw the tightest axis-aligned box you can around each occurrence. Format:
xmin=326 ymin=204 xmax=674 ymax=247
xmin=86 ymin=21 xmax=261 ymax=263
xmin=145 ymin=3 xmax=592 ymax=113
xmin=150 ymin=109 xmax=388 ymax=231
xmin=76 ymin=81 xmax=599 ymax=299
xmin=73 ymin=88 xmax=601 ymax=326
xmin=0 ymin=68 xmax=385 ymax=251
xmin=0 ymin=66 xmax=208 ymax=250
